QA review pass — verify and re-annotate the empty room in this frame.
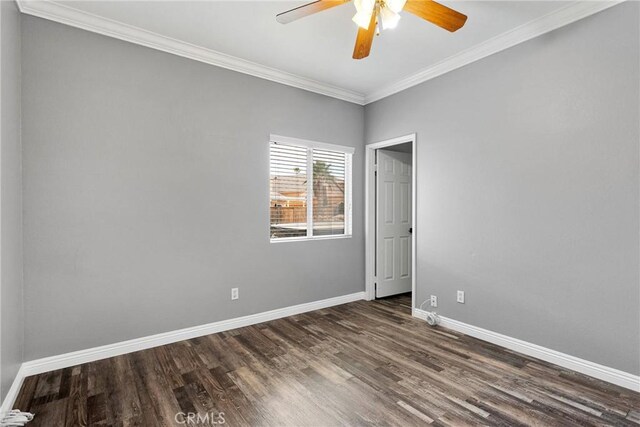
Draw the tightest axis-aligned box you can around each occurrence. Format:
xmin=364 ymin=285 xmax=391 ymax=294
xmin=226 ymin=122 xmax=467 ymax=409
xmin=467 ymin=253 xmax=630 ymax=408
xmin=0 ymin=0 xmax=639 ymax=425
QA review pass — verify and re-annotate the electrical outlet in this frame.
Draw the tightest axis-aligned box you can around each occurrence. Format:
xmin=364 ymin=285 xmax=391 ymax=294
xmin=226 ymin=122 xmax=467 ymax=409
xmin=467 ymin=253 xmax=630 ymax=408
xmin=430 ymin=295 xmax=438 ymax=307
xmin=231 ymin=288 xmax=239 ymax=300
xmin=457 ymin=290 xmax=465 ymax=304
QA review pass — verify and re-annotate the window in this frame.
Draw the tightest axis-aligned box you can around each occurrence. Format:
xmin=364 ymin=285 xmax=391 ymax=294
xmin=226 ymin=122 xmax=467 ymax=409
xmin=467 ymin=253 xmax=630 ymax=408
xmin=269 ymin=135 xmax=353 ymax=242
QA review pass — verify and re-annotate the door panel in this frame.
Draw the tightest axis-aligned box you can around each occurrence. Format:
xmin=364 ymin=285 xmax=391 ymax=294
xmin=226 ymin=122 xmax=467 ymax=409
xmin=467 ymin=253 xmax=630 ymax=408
xmin=384 ymin=182 xmax=394 ymax=224
xmin=400 ymin=236 xmax=410 ymax=278
xmin=400 ymin=182 xmax=410 ymax=223
xmin=383 ymin=237 xmax=394 ymax=280
xmin=376 ymin=149 xmax=412 ymax=298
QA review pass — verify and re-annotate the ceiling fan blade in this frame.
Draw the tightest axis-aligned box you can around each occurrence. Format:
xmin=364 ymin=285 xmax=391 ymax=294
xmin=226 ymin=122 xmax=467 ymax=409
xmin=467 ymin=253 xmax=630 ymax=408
xmin=352 ymin=12 xmax=377 ymax=59
xmin=403 ymin=0 xmax=467 ymax=32
xmin=276 ymin=0 xmax=350 ymax=24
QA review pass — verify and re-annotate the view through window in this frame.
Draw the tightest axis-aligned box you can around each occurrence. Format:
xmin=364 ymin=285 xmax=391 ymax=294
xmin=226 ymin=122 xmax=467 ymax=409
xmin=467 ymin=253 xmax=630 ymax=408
xmin=270 ymin=138 xmax=352 ymax=241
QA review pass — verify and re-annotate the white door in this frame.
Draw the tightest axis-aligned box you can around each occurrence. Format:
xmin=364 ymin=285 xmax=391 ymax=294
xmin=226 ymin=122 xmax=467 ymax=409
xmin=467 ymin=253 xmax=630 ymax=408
xmin=376 ymin=149 xmax=412 ymax=298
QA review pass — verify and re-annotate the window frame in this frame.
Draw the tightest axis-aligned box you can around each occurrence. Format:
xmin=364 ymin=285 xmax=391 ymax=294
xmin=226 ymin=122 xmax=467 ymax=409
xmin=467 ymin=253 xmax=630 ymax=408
xmin=269 ymin=134 xmax=354 ymax=243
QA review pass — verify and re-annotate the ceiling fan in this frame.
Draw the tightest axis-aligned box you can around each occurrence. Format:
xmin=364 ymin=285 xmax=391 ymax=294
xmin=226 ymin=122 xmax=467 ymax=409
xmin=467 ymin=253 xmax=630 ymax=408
xmin=276 ymin=0 xmax=468 ymax=60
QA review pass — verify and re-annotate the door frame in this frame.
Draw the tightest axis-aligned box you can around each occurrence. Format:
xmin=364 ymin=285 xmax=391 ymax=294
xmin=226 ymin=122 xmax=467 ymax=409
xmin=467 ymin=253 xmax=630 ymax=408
xmin=365 ymin=133 xmax=417 ymax=311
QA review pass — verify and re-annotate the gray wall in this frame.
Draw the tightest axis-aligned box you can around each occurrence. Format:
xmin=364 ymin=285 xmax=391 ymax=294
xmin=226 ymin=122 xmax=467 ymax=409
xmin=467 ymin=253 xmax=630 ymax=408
xmin=21 ymin=16 xmax=365 ymax=360
xmin=1 ymin=0 xmax=24 ymax=400
xmin=17 ymin=2 xmax=640 ymax=376
xmin=365 ymin=2 xmax=639 ymax=375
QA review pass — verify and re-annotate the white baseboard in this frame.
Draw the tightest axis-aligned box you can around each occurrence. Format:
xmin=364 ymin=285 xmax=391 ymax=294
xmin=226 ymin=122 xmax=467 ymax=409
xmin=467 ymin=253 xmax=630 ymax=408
xmin=413 ymin=308 xmax=640 ymax=392
xmin=1 ymin=291 xmax=365 ymax=412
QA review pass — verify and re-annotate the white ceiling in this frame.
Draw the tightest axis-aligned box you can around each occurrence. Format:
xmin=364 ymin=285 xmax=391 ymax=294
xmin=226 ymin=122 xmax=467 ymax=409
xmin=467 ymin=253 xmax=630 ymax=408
xmin=51 ymin=1 xmax=573 ymax=91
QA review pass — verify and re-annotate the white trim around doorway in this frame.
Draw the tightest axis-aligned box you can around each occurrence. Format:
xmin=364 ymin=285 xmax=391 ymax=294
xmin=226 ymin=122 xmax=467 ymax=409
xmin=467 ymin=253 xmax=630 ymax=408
xmin=365 ymin=134 xmax=417 ymax=309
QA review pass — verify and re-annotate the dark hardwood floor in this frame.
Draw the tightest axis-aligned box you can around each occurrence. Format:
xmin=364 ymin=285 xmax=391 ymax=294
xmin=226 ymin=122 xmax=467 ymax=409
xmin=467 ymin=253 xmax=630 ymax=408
xmin=14 ymin=294 xmax=640 ymax=426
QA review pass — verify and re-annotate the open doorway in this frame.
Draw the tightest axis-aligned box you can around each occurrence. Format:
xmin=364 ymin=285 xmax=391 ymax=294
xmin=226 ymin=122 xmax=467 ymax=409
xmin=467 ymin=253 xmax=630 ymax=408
xmin=365 ymin=134 xmax=416 ymax=313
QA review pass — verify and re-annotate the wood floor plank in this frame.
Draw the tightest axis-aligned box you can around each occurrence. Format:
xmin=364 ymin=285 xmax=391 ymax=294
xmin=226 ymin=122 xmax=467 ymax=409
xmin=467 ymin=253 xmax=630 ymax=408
xmin=64 ymin=366 xmax=88 ymax=427
xmin=13 ymin=294 xmax=640 ymax=426
xmin=14 ymin=375 xmax=39 ymax=412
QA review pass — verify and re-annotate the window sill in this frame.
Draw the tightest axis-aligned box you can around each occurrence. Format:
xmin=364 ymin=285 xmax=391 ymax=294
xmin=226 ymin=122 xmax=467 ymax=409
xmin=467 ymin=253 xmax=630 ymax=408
xmin=270 ymin=234 xmax=353 ymax=244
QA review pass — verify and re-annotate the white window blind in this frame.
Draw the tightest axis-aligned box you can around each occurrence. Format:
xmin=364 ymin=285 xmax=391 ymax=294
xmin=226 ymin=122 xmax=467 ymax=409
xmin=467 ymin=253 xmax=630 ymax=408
xmin=269 ymin=137 xmax=353 ymax=241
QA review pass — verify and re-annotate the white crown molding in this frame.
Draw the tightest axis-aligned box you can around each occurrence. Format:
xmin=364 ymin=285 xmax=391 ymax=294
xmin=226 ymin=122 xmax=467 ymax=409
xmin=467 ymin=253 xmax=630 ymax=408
xmin=16 ymin=1 xmax=624 ymax=106
xmin=15 ymin=0 xmax=366 ymax=105
xmin=0 ymin=291 xmax=365 ymax=413
xmin=413 ymin=308 xmax=640 ymax=392
xmin=365 ymin=0 xmax=625 ymax=104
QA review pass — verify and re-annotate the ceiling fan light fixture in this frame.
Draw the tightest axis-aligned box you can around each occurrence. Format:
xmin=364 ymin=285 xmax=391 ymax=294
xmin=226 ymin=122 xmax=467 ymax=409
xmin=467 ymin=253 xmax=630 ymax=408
xmin=380 ymin=6 xmax=401 ymax=30
xmin=352 ymin=11 xmax=373 ymax=29
xmin=353 ymin=0 xmax=376 ymax=28
xmin=385 ymin=0 xmax=407 ymax=14
xmin=354 ymin=0 xmax=376 ymax=14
